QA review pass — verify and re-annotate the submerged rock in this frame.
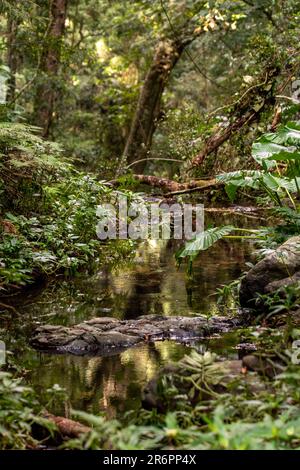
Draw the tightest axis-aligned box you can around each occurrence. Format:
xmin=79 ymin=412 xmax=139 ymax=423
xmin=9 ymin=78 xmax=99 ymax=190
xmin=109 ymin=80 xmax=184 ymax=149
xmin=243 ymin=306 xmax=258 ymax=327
xmin=31 ymin=314 xmax=239 ymax=356
xmin=239 ymin=236 xmax=300 ymax=310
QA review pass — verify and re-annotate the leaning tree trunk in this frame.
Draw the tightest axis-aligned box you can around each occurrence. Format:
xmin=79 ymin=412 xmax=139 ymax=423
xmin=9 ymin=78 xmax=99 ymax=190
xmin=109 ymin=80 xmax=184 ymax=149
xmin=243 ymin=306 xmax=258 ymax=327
xmin=6 ymin=10 xmax=19 ymax=103
xmin=190 ymin=65 xmax=281 ymax=168
xmin=121 ymin=40 xmax=185 ymax=174
xmin=34 ymin=0 xmax=68 ymax=138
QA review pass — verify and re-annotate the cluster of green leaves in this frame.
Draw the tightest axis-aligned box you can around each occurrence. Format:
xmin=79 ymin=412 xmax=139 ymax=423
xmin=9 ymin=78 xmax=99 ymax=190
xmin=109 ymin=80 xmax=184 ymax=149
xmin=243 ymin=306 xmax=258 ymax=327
xmin=0 ymin=122 xmax=62 ymax=165
xmin=257 ymin=284 xmax=300 ymax=318
xmin=0 ymin=122 xmax=67 ymax=212
xmin=0 ymin=371 xmax=58 ymax=450
xmin=178 ymin=121 xmax=300 ymax=269
xmin=0 ymin=173 xmax=136 ymax=287
xmin=3 ymin=325 xmax=300 ymax=450
xmin=0 ymin=122 xmax=136 ymax=288
xmin=218 ymin=121 xmax=300 ymax=203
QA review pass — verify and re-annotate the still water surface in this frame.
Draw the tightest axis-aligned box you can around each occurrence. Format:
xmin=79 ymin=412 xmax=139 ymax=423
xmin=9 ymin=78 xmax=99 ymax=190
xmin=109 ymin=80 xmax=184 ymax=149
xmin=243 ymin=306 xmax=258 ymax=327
xmin=12 ymin=213 xmax=259 ymax=418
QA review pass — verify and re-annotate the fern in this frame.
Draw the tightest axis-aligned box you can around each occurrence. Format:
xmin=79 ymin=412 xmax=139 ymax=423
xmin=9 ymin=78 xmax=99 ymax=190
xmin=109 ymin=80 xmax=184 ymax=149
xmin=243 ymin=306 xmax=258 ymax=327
xmin=0 ymin=122 xmax=62 ymax=170
xmin=0 ymin=122 xmax=68 ymax=210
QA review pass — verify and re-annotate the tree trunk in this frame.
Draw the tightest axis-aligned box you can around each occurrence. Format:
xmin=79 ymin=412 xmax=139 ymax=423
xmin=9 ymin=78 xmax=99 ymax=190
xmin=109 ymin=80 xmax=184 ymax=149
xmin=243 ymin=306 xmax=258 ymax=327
xmin=34 ymin=0 xmax=68 ymax=138
xmin=6 ymin=11 xmax=19 ymax=103
xmin=121 ymin=40 xmax=184 ymax=174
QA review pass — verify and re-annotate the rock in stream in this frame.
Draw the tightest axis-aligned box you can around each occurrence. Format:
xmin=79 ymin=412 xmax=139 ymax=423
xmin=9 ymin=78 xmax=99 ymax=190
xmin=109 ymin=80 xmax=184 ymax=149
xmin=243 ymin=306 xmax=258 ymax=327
xmin=240 ymin=236 xmax=300 ymax=310
xmin=30 ymin=314 xmax=239 ymax=356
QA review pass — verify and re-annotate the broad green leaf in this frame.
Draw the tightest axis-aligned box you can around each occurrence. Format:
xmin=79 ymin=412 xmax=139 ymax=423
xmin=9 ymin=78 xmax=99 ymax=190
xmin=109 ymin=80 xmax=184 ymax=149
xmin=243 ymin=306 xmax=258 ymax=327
xmin=216 ymin=170 xmax=262 ymax=189
xmin=262 ymin=174 xmax=300 ymax=193
xmin=262 ymin=173 xmax=281 ymax=191
xmin=177 ymin=225 xmax=235 ymax=260
xmin=267 ymin=152 xmax=300 ymax=161
xmin=252 ymin=140 xmax=298 ymax=168
xmin=265 ymin=123 xmax=300 ymax=146
xmin=252 ymin=122 xmax=300 ymax=167
xmin=225 ymin=183 xmax=238 ymax=202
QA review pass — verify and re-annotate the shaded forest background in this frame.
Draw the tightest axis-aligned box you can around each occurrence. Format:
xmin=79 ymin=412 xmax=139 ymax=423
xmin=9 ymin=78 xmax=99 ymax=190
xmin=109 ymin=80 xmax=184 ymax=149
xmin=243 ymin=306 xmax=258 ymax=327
xmin=1 ymin=0 xmax=299 ymax=180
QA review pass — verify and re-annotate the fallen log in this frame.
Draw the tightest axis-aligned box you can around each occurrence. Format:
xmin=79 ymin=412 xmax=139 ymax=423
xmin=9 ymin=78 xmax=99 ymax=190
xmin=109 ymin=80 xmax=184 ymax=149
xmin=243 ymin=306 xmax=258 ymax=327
xmin=165 ymin=179 xmax=221 ymax=196
xmin=129 ymin=174 xmax=187 ymax=192
xmin=43 ymin=411 xmax=91 ymax=438
xmin=111 ymin=174 xmax=221 ymax=194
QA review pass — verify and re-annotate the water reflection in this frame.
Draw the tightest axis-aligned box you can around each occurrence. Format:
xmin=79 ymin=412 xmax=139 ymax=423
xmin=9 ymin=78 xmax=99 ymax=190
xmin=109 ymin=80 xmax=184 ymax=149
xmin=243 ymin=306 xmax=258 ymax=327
xmin=22 ymin=239 xmax=250 ymax=324
xmin=28 ymin=342 xmax=190 ymax=418
xmin=17 ymin=212 xmax=257 ymax=416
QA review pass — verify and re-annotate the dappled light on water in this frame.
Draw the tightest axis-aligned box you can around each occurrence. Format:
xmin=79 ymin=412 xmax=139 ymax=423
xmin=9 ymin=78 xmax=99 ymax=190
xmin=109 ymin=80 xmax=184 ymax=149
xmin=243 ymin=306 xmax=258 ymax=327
xmin=15 ymin=214 xmax=255 ymax=416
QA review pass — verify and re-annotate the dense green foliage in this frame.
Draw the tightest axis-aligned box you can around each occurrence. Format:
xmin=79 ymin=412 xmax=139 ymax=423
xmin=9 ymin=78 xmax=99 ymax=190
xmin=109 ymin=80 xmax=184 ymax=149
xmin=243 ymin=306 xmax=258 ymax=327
xmin=179 ymin=119 xmax=300 ymax=269
xmin=0 ymin=371 xmax=60 ymax=449
xmin=0 ymin=123 xmax=134 ymax=288
xmin=0 ymin=0 xmax=300 ymax=453
xmin=0 ymin=0 xmax=299 ymax=173
xmin=3 ymin=331 xmax=300 ymax=450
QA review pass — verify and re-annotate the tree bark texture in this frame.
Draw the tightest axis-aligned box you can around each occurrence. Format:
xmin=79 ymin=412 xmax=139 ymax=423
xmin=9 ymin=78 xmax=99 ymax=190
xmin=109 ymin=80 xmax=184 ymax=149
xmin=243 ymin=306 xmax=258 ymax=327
xmin=122 ymin=40 xmax=185 ymax=173
xmin=6 ymin=11 xmax=19 ymax=103
xmin=191 ymin=65 xmax=281 ymax=168
xmin=112 ymin=174 xmax=219 ymax=194
xmin=34 ymin=0 xmax=68 ymax=137
xmin=43 ymin=411 xmax=90 ymax=438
